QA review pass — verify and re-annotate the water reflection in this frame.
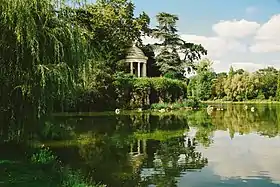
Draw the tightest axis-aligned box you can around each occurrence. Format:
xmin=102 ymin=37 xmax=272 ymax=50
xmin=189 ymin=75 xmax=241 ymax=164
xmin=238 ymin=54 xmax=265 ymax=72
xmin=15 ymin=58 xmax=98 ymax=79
xmin=197 ymin=131 xmax=280 ymax=185
xmin=47 ymin=114 xmax=207 ymax=187
xmin=1 ymin=104 xmax=280 ymax=186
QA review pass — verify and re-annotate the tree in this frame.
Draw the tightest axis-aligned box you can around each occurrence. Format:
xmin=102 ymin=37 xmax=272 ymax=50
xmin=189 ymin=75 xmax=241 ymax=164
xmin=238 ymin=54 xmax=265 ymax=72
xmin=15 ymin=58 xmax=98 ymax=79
xmin=152 ymin=13 xmax=182 ymax=76
xmin=152 ymin=12 xmax=207 ymax=78
xmin=141 ymin=44 xmax=161 ymax=77
xmin=0 ymin=0 xmax=91 ymax=118
xmin=228 ymin=66 xmax=235 ymax=78
xmin=255 ymin=67 xmax=278 ymax=99
xmin=187 ymin=59 xmax=215 ymax=100
xmin=153 ymin=12 xmax=180 ymax=47
xmin=179 ymin=42 xmax=207 ymax=73
xmin=276 ymin=73 xmax=280 ymax=101
xmin=235 ymin=69 xmax=245 ymax=75
xmin=213 ymin=74 xmax=227 ymax=99
xmin=73 ymin=0 xmax=151 ymax=65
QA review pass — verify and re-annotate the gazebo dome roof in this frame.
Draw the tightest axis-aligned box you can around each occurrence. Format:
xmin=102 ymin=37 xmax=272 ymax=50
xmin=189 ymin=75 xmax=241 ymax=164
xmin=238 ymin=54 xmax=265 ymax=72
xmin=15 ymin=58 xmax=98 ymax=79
xmin=125 ymin=43 xmax=148 ymax=60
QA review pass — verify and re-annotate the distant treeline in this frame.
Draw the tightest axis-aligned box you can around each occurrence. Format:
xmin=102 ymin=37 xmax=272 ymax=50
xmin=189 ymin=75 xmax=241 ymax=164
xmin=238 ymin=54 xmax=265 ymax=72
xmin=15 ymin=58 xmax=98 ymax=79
xmin=187 ymin=59 xmax=280 ymax=101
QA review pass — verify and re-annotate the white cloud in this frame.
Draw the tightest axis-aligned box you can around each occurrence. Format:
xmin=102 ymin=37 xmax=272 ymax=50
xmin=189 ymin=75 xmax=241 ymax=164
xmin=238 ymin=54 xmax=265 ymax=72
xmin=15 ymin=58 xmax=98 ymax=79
xmin=250 ymin=14 xmax=280 ymax=53
xmin=181 ymin=34 xmax=246 ymax=59
xmin=255 ymin=14 xmax=280 ymax=41
xmin=142 ymin=14 xmax=280 ymax=72
xmin=212 ymin=19 xmax=260 ymax=38
xmin=250 ymin=42 xmax=280 ymax=53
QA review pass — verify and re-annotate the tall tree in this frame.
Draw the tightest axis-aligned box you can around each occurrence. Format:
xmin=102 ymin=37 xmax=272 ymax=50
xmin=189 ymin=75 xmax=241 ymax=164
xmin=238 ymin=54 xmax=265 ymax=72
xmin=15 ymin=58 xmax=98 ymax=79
xmin=0 ymin=0 xmax=90 ymax=117
xmin=73 ymin=0 xmax=151 ymax=65
xmin=187 ymin=59 xmax=215 ymax=100
xmin=152 ymin=13 xmax=182 ymax=76
xmin=152 ymin=12 xmax=207 ymax=78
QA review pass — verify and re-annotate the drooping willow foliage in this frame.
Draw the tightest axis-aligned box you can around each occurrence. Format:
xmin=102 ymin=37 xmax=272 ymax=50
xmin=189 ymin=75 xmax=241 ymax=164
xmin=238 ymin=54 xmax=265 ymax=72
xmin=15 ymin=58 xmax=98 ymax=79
xmin=0 ymin=0 xmax=93 ymax=123
xmin=0 ymin=0 xmax=207 ymax=142
xmin=0 ymin=0 xmax=152 ymax=141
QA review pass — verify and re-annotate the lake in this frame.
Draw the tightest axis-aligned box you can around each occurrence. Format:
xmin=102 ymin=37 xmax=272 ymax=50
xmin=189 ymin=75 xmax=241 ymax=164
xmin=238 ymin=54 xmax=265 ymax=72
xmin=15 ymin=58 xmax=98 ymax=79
xmin=1 ymin=104 xmax=280 ymax=187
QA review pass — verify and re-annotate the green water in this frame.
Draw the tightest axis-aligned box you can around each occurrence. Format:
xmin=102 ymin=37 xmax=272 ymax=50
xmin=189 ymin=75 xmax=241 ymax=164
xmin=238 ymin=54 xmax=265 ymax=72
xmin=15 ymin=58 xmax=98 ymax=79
xmin=1 ymin=104 xmax=280 ymax=187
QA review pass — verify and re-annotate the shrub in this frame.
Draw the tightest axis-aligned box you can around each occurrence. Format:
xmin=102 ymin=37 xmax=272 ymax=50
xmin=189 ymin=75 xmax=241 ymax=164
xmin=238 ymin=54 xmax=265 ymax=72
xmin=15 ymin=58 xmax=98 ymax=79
xmin=73 ymin=74 xmax=189 ymax=111
xmin=113 ymin=76 xmax=188 ymax=109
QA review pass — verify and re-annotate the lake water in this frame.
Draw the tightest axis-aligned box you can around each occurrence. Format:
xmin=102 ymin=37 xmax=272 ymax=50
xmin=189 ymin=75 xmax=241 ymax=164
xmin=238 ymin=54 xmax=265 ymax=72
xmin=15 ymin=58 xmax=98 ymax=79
xmin=1 ymin=104 xmax=280 ymax=187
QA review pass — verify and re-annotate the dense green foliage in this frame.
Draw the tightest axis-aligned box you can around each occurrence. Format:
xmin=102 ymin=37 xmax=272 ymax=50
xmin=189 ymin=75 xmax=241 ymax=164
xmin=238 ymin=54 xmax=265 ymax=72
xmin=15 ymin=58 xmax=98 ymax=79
xmin=1 ymin=0 xmax=280 ymax=186
xmin=77 ymin=75 xmax=188 ymax=111
xmin=0 ymin=0 xmax=206 ymax=120
xmin=187 ymin=59 xmax=215 ymax=100
xmin=188 ymin=61 xmax=280 ymax=101
xmin=0 ymin=1 xmax=204 ymax=183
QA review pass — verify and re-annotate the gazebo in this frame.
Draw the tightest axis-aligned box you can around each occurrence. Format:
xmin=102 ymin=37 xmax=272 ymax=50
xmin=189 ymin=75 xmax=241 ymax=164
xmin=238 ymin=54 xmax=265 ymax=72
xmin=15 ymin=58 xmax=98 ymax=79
xmin=125 ymin=43 xmax=148 ymax=77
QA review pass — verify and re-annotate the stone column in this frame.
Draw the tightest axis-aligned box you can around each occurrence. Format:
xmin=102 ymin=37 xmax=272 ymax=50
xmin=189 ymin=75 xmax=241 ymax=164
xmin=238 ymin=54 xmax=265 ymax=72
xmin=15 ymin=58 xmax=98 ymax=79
xmin=130 ymin=62 xmax=133 ymax=75
xmin=137 ymin=62 xmax=141 ymax=77
xmin=142 ymin=62 xmax=147 ymax=77
xmin=143 ymin=139 xmax=146 ymax=155
xmin=137 ymin=140 xmax=141 ymax=154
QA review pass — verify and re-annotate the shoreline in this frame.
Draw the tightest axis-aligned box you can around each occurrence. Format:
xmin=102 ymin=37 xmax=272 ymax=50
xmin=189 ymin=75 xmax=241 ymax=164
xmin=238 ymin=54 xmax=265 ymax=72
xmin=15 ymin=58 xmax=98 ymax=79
xmin=202 ymin=100 xmax=280 ymax=104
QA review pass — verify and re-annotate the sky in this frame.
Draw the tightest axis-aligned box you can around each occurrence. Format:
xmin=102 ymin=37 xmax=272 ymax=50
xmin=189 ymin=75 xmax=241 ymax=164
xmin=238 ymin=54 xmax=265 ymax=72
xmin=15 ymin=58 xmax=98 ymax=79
xmin=133 ymin=0 xmax=280 ymax=72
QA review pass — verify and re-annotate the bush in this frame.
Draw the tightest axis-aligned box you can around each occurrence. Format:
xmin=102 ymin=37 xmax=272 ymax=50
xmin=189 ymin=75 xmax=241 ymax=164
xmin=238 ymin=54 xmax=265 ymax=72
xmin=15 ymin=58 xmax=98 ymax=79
xmin=114 ymin=76 xmax=188 ymax=109
xmin=71 ymin=74 xmax=188 ymax=111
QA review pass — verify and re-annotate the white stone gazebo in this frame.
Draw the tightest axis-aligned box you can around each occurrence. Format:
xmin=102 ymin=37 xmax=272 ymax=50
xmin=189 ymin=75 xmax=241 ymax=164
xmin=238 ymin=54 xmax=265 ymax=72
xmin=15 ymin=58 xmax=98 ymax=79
xmin=125 ymin=43 xmax=148 ymax=77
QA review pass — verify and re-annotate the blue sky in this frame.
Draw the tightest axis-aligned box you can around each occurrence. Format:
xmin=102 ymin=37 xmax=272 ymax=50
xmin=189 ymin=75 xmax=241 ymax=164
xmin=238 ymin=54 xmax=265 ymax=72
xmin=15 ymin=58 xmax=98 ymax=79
xmin=135 ymin=0 xmax=280 ymax=72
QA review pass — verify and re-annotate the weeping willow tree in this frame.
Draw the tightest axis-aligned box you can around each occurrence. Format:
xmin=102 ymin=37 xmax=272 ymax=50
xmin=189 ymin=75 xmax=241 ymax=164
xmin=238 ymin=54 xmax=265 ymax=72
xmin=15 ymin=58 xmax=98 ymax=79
xmin=0 ymin=0 xmax=151 ymax=141
xmin=0 ymin=0 xmax=94 ymax=140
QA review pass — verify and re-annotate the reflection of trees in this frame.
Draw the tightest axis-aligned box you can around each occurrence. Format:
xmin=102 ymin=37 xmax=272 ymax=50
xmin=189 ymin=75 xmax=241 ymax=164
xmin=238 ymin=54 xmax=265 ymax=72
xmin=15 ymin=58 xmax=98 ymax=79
xmin=211 ymin=104 xmax=280 ymax=138
xmin=73 ymin=131 xmax=207 ymax=187
xmin=0 ymin=113 xmax=77 ymax=143
xmin=187 ymin=104 xmax=280 ymax=144
xmin=5 ymin=105 xmax=280 ymax=187
xmin=75 ymin=131 xmax=143 ymax=187
xmin=141 ymin=137 xmax=208 ymax=187
xmin=46 ymin=113 xmax=206 ymax=187
xmin=187 ymin=111 xmax=214 ymax=147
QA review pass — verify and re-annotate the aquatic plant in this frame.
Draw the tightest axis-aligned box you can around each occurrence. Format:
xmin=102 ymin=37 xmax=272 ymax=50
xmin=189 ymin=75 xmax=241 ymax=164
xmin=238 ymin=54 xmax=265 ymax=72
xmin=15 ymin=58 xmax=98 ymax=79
xmin=31 ymin=147 xmax=57 ymax=164
xmin=29 ymin=147 xmax=105 ymax=186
